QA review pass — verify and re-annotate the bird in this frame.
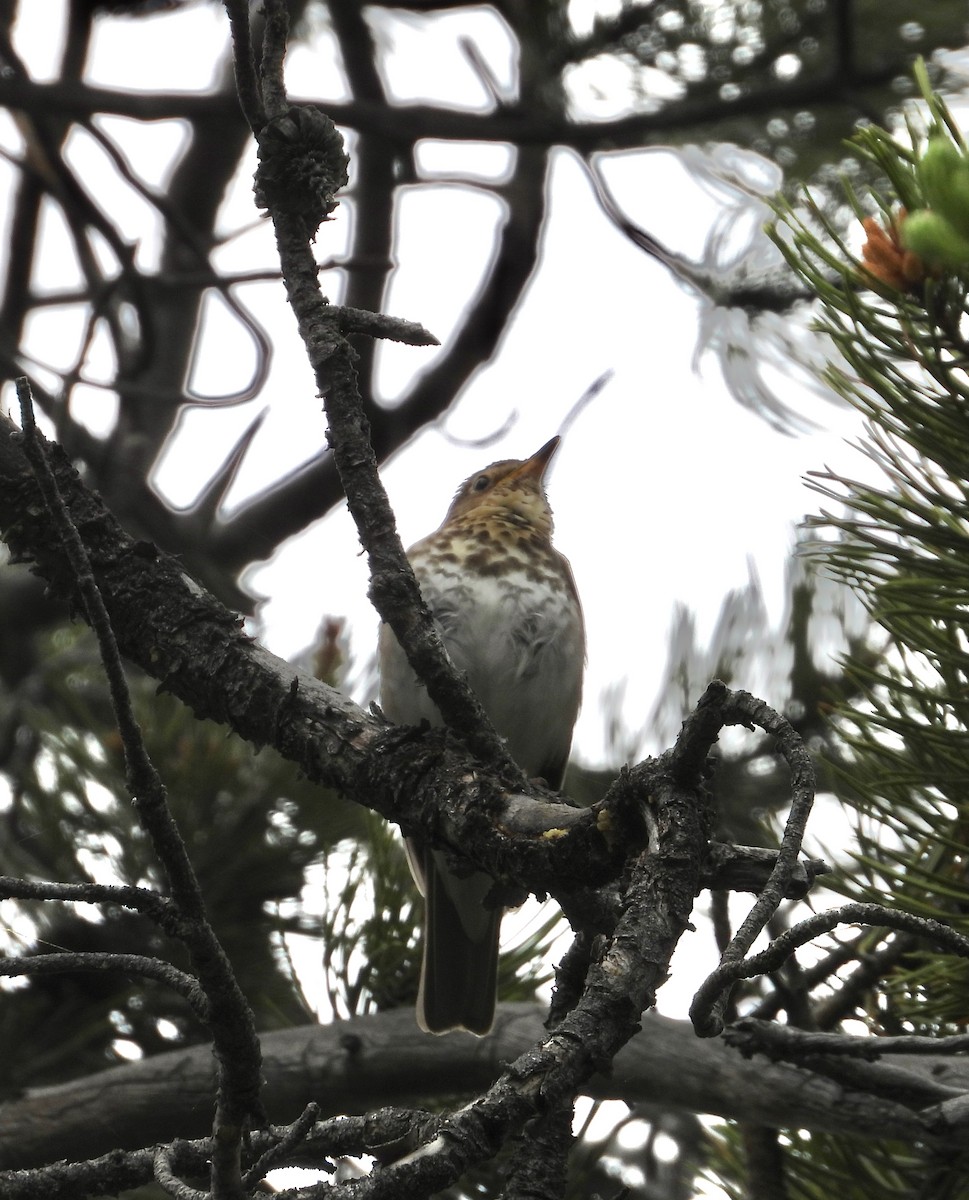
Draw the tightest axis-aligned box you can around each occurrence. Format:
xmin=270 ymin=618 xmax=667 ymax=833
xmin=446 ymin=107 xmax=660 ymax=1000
xmin=378 ymin=436 xmax=585 ymax=1035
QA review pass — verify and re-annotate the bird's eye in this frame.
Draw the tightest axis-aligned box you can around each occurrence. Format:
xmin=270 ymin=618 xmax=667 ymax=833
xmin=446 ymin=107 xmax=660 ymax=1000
xmin=472 ymin=474 xmax=491 ymax=492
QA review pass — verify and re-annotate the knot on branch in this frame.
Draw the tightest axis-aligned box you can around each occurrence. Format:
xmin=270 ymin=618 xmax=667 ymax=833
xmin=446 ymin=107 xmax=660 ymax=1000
xmin=254 ymin=106 xmax=349 ymax=232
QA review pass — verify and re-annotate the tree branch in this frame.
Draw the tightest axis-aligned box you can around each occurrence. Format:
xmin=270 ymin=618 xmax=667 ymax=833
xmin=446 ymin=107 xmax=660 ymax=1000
xmin=2 ymin=1006 xmax=963 ymax=1173
xmin=0 ymin=951 xmax=207 ymax=1016
xmin=0 ymin=66 xmax=906 ymax=152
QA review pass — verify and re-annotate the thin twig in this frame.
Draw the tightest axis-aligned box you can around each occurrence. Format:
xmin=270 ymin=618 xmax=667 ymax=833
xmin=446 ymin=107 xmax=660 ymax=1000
xmin=811 ymin=931 xmax=915 ymax=1030
xmin=688 ymin=684 xmax=818 ymax=1036
xmin=339 ymin=306 xmax=439 ymax=346
xmin=730 ymin=1017 xmax=969 ymax=1060
xmin=0 ymin=875 xmax=181 ymax=930
xmin=258 ymin=0 xmax=289 ymax=122
xmin=222 ymin=0 xmax=265 ymax=131
xmin=154 ymin=1147 xmax=210 ymax=1200
xmin=747 ymin=927 xmax=876 ymax=1022
xmin=16 ymin=379 xmax=206 ymax=915
xmin=16 ymin=377 xmax=264 ymax=1198
xmin=0 ymin=951 xmax=209 ymax=1017
xmin=0 ymin=1113 xmax=415 ymax=1200
xmin=701 ymin=902 xmax=969 ymax=1022
xmin=243 ymin=1102 xmax=324 ymax=1187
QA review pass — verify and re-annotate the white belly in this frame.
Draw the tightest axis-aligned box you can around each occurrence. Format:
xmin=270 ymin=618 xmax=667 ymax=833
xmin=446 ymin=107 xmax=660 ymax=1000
xmin=379 ymin=567 xmax=583 ymax=780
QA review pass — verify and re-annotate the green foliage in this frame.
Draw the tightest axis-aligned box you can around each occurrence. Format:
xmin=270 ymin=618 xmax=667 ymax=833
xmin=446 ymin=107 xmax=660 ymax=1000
xmin=783 ymin=1130 xmax=968 ymax=1200
xmin=707 ymin=1124 xmax=968 ymax=1200
xmin=314 ymin=812 xmax=423 ymax=1020
xmin=771 ymin=76 xmax=969 ymax=964
xmin=697 ymin=63 xmax=969 ymax=1199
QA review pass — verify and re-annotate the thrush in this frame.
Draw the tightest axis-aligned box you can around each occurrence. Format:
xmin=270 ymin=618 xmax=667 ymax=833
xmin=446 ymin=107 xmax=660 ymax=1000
xmin=378 ymin=436 xmax=585 ymax=1035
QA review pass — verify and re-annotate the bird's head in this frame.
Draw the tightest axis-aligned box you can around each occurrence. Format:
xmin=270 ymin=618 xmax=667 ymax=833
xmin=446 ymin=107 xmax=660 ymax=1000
xmin=440 ymin=437 xmax=560 ymax=537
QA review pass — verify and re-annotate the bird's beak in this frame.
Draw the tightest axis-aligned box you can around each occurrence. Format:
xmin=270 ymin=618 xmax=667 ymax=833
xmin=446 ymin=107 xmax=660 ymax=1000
xmin=512 ymin=436 xmax=560 ymax=483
